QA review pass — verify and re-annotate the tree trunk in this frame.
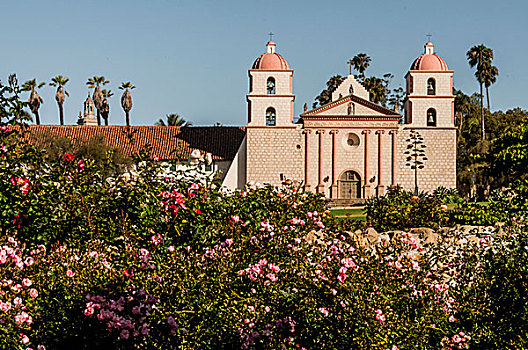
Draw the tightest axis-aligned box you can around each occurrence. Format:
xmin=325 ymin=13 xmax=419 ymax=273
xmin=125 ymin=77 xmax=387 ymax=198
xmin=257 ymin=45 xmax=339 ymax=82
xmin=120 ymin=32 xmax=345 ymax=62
xmin=480 ymin=81 xmax=485 ymax=140
xmin=486 ymin=86 xmax=491 ymax=111
xmin=59 ymin=104 xmax=64 ymax=125
xmin=125 ymin=111 xmax=130 ymax=127
xmin=35 ymin=111 xmax=40 ymax=125
xmin=478 ymin=57 xmax=485 ymax=140
xmin=96 ymin=110 xmax=101 ymax=126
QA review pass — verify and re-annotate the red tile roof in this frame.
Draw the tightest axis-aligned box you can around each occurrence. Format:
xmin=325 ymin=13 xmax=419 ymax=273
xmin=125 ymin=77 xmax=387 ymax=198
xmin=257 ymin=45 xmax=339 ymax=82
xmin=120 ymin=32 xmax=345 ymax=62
xmin=15 ymin=125 xmax=246 ymax=161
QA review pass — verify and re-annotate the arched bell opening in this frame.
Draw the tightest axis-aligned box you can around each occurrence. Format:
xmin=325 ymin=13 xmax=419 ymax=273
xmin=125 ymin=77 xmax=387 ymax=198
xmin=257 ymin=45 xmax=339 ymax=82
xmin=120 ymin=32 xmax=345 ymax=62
xmin=427 ymin=108 xmax=437 ymax=126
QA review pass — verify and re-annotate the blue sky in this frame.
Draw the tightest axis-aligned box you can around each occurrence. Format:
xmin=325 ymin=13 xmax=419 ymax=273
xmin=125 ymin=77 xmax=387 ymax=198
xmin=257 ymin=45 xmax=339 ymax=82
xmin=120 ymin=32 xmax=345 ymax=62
xmin=1 ymin=0 xmax=526 ymax=126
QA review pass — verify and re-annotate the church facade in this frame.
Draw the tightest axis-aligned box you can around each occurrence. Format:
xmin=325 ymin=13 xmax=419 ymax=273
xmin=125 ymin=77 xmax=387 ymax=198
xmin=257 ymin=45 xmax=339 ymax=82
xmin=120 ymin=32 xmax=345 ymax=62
xmin=222 ymin=40 xmax=457 ymax=199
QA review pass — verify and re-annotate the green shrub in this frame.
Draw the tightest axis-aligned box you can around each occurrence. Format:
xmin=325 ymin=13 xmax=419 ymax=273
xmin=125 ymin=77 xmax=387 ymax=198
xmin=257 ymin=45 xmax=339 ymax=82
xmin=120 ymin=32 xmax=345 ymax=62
xmin=364 ymin=185 xmax=450 ymax=232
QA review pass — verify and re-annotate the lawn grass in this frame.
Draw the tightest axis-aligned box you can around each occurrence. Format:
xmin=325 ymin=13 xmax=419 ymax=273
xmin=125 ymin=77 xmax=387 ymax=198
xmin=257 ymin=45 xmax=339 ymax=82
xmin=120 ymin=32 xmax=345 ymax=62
xmin=330 ymin=202 xmax=489 ymax=221
xmin=330 ymin=208 xmax=365 ymax=217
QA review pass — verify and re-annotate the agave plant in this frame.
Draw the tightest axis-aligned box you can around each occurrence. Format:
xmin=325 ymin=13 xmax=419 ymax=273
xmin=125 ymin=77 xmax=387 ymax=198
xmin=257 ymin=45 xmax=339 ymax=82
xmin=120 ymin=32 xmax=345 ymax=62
xmin=21 ymin=79 xmax=46 ymax=125
xmin=86 ymin=76 xmax=110 ymax=125
xmin=49 ymin=75 xmax=70 ymax=125
xmin=101 ymin=89 xmax=114 ymax=126
xmin=119 ymin=82 xmax=135 ymax=127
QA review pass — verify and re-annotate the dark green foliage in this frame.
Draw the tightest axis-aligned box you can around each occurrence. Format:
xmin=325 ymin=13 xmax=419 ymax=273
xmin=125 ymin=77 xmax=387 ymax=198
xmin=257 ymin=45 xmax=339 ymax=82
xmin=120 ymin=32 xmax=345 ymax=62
xmin=364 ymin=185 xmax=449 ymax=231
xmin=449 ymin=180 xmax=528 ymax=226
xmin=455 ymin=88 xmax=528 ymax=200
xmin=312 ymin=75 xmax=344 ymax=108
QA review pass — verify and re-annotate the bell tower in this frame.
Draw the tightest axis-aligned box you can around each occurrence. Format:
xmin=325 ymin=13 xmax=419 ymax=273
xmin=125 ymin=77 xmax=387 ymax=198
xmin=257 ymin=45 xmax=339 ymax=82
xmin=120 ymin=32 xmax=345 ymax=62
xmin=404 ymin=42 xmax=455 ymax=127
xmin=247 ymin=41 xmax=295 ymax=126
xmin=81 ymin=93 xmax=97 ymax=126
xmin=397 ymin=41 xmax=457 ymax=194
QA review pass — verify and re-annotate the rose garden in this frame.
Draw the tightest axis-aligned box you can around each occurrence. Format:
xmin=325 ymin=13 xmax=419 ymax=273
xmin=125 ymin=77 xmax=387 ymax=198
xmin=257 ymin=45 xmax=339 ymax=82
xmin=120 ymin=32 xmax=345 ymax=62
xmin=0 ymin=121 xmax=526 ymax=350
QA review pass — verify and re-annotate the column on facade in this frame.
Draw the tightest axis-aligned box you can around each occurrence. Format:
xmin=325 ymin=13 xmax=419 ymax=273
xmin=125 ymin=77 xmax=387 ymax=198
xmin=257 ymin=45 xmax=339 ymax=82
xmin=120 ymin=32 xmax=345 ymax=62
xmin=303 ymin=129 xmax=311 ymax=191
xmin=330 ymin=130 xmax=338 ymax=198
xmin=390 ymin=130 xmax=398 ymax=186
xmin=362 ymin=130 xmax=371 ymax=197
xmin=376 ymin=130 xmax=385 ymax=195
xmin=316 ymin=130 xmax=325 ymax=194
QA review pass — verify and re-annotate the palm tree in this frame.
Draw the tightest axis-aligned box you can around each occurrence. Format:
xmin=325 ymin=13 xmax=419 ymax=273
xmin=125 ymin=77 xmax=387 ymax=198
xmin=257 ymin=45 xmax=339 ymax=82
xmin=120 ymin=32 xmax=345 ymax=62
xmin=363 ymin=76 xmax=386 ymax=105
xmin=479 ymin=62 xmax=499 ymax=111
xmin=49 ymin=75 xmax=69 ymax=125
xmin=119 ymin=82 xmax=135 ymax=127
xmin=466 ymin=44 xmax=494 ymax=140
xmin=155 ymin=113 xmax=192 ymax=126
xmin=21 ymin=79 xmax=45 ymax=125
xmin=351 ymin=53 xmax=371 ymax=83
xmin=101 ymin=89 xmax=114 ymax=126
xmin=86 ymin=76 xmax=110 ymax=125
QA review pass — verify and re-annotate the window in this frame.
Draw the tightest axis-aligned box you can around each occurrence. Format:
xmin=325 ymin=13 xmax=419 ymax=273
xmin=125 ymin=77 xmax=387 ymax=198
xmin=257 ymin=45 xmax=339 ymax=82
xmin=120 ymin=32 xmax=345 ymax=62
xmin=266 ymin=107 xmax=276 ymax=126
xmin=427 ymin=108 xmax=436 ymax=126
xmin=346 ymin=132 xmax=360 ymax=148
xmin=427 ymin=78 xmax=436 ymax=95
xmin=267 ymin=77 xmax=275 ymax=94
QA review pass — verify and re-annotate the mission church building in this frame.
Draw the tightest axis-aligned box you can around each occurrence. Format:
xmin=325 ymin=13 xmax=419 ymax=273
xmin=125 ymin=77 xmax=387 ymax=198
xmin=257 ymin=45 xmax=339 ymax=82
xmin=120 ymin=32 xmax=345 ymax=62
xmin=222 ymin=40 xmax=456 ymax=200
xmin=24 ymin=40 xmax=456 ymax=202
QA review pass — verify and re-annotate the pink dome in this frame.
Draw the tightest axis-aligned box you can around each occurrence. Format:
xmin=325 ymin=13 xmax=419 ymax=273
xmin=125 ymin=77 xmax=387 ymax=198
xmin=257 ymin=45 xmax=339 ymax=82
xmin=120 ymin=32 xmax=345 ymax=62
xmin=252 ymin=41 xmax=290 ymax=70
xmin=410 ymin=42 xmax=448 ymax=71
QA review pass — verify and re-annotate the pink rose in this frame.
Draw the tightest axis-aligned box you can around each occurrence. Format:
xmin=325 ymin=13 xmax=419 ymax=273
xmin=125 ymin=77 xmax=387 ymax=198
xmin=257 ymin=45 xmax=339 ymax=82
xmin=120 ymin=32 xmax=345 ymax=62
xmin=29 ymin=288 xmax=38 ymax=298
xmin=22 ymin=278 xmax=32 ymax=287
xmin=0 ymin=301 xmax=11 ymax=312
xmin=84 ymin=306 xmax=94 ymax=316
xmin=66 ymin=270 xmax=74 ymax=277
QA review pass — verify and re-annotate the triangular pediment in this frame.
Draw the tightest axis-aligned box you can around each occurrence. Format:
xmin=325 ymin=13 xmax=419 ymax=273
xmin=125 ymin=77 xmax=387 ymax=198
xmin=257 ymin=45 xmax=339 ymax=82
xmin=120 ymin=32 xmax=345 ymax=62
xmin=301 ymin=94 xmax=400 ymax=119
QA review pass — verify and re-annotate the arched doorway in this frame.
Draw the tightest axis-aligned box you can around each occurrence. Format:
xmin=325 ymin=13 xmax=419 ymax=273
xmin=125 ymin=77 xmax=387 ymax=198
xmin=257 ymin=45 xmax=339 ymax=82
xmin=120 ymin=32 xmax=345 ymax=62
xmin=339 ymin=170 xmax=362 ymax=199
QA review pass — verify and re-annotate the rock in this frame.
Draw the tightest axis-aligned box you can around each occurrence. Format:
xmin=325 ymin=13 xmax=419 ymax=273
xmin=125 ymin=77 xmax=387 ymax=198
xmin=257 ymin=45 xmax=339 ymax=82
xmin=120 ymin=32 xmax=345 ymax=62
xmin=364 ymin=227 xmax=378 ymax=236
xmin=437 ymin=227 xmax=451 ymax=235
xmin=305 ymin=230 xmax=326 ymax=245
xmin=410 ymin=227 xmax=435 ymax=239
xmin=422 ymin=231 xmax=441 ymax=245
xmin=456 ymin=225 xmax=487 ymax=234
xmin=465 ymin=235 xmax=481 ymax=244
xmin=384 ymin=231 xmax=402 ymax=240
